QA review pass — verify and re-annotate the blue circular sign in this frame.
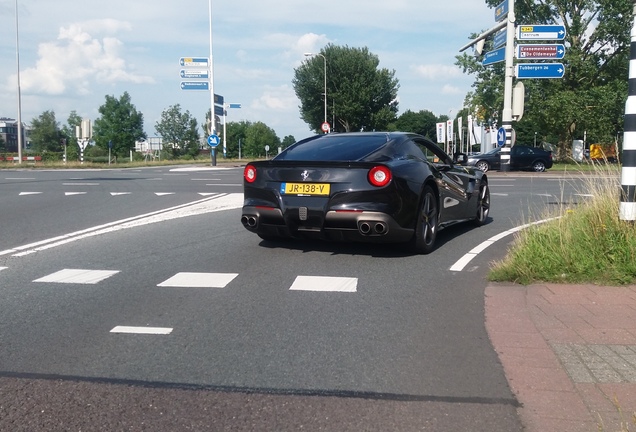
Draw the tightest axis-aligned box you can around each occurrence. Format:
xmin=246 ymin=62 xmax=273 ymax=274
xmin=207 ymin=134 xmax=220 ymax=148
xmin=496 ymin=127 xmax=506 ymax=147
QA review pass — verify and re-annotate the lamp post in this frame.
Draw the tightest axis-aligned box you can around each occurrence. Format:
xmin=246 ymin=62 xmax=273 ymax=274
xmin=15 ymin=0 xmax=23 ymax=164
xmin=304 ymin=52 xmax=327 ymax=132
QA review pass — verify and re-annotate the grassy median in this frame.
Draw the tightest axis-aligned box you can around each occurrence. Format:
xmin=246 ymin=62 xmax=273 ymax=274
xmin=489 ymin=163 xmax=636 ymax=286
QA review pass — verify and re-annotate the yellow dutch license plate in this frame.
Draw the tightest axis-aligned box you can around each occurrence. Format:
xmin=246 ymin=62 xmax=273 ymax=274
xmin=281 ymin=182 xmax=330 ymax=196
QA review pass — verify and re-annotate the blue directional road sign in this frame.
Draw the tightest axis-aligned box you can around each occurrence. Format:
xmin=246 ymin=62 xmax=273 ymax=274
xmin=180 ymin=69 xmax=209 ymax=79
xmin=497 ymin=127 xmax=506 ymax=147
xmin=179 ymin=57 xmax=209 ymax=67
xmin=517 ymin=25 xmax=566 ymax=40
xmin=214 ymin=105 xmax=225 ymax=117
xmin=516 ymin=44 xmax=565 ymax=60
xmin=494 ymin=0 xmax=508 ymax=22
xmin=493 ymin=29 xmax=507 ymax=49
xmin=483 ymin=47 xmax=506 ymax=66
xmin=516 ymin=63 xmax=565 ymax=79
xmin=181 ymin=81 xmax=209 ymax=90
xmin=207 ymin=134 xmax=220 ymax=148
xmin=228 ymin=103 xmax=242 ymax=109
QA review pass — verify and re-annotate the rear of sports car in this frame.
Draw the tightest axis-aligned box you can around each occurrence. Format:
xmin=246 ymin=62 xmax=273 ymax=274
xmin=241 ymin=160 xmax=415 ymax=242
xmin=240 ymin=133 xmax=418 ymax=243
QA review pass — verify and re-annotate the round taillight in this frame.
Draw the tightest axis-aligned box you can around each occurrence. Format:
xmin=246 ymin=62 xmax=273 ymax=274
xmin=244 ymin=164 xmax=257 ymax=183
xmin=368 ymin=166 xmax=392 ymax=187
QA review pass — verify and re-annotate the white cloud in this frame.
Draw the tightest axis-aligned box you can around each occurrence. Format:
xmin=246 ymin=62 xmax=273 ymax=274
xmin=411 ymin=64 xmax=464 ymax=81
xmin=10 ymin=20 xmax=153 ymax=96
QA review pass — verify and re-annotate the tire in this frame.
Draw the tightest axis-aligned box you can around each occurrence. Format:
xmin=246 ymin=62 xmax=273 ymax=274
xmin=411 ymin=185 xmax=439 ymax=254
xmin=532 ymin=160 xmax=546 ymax=172
xmin=475 ymin=160 xmax=490 ymax=172
xmin=474 ymin=181 xmax=490 ymax=226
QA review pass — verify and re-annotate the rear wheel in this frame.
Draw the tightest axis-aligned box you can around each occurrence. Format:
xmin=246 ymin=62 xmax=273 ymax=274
xmin=532 ymin=160 xmax=546 ymax=172
xmin=474 ymin=181 xmax=490 ymax=226
xmin=475 ymin=160 xmax=490 ymax=172
xmin=411 ymin=185 xmax=439 ymax=254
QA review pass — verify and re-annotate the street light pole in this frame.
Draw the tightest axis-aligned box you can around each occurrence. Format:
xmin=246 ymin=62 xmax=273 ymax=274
xmin=15 ymin=0 xmax=23 ymax=164
xmin=304 ymin=53 xmax=327 ymax=131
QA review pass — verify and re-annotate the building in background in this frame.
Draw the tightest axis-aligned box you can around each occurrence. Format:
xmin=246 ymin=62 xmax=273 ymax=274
xmin=0 ymin=117 xmax=29 ymax=152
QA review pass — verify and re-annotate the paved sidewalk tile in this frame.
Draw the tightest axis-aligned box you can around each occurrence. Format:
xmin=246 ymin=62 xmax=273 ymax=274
xmin=486 ymin=283 xmax=636 ymax=432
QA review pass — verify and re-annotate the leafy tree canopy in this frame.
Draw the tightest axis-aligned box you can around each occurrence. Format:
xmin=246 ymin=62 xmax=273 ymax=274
xmin=29 ymin=110 xmax=61 ymax=152
xmin=155 ymin=104 xmax=200 ymax=159
xmin=93 ymin=92 xmax=146 ymax=157
xmin=293 ymin=43 xmax=399 ymax=133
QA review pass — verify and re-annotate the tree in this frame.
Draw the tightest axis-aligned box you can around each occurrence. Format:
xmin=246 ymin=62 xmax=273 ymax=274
xmin=30 ymin=110 xmax=62 ymax=152
xmin=223 ymin=120 xmax=251 ymax=159
xmin=281 ymin=135 xmax=296 ymax=150
xmin=243 ymin=122 xmax=280 ymax=158
xmin=293 ymin=44 xmax=400 ymax=133
xmin=456 ymin=0 xmax=631 ymax=156
xmin=388 ymin=109 xmax=439 ymax=140
xmin=93 ymin=92 xmax=146 ymax=157
xmin=155 ymin=104 xmax=200 ymax=159
xmin=58 ymin=110 xmax=82 ymax=161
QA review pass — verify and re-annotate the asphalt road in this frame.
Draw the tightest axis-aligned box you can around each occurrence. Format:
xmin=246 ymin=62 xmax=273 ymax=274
xmin=0 ymin=165 xmax=588 ymax=431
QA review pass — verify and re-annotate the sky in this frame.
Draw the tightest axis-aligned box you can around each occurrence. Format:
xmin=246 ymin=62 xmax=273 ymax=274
xmin=0 ymin=0 xmax=496 ymax=143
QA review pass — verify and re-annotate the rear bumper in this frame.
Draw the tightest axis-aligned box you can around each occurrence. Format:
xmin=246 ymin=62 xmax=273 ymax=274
xmin=241 ymin=206 xmax=413 ymax=243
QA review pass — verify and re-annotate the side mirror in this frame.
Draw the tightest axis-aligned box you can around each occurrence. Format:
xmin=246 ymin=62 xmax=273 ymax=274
xmin=453 ymin=152 xmax=467 ymax=165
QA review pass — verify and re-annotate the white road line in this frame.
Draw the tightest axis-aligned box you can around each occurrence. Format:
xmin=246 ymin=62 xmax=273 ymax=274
xmin=157 ymin=272 xmax=238 ymax=288
xmin=19 ymin=192 xmax=42 ymax=195
xmin=449 ymin=217 xmax=560 ymax=272
xmin=0 ymin=193 xmax=243 ymax=257
xmin=170 ymin=167 xmax=233 ymax=172
xmin=63 ymin=183 xmax=99 ymax=186
xmin=110 ymin=326 xmax=173 ymax=335
xmin=33 ymin=269 xmax=120 ymax=284
xmin=65 ymin=192 xmax=87 ymax=196
xmin=155 ymin=192 xmax=175 ymax=196
xmin=290 ymin=276 xmax=358 ymax=292
xmin=0 ymin=267 xmax=7 ymax=272
xmin=110 ymin=192 xmax=132 ymax=196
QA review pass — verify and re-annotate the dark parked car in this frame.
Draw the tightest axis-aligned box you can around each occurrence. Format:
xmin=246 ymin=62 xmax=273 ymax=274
xmin=241 ymin=132 xmax=490 ymax=254
xmin=466 ymin=145 xmax=553 ymax=172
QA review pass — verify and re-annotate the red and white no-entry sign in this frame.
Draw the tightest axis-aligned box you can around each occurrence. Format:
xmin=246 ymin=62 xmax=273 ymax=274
xmin=321 ymin=122 xmax=330 ymax=132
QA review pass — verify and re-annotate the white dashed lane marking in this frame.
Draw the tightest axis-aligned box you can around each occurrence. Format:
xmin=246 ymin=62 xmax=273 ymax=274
xmin=33 ymin=269 xmax=120 ymax=284
xmin=110 ymin=326 xmax=173 ymax=335
xmin=289 ymin=276 xmax=358 ymax=292
xmin=157 ymin=272 xmax=238 ymax=288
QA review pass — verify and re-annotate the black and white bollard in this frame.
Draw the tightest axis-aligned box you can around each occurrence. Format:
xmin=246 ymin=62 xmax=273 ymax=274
xmin=621 ymin=1 xmax=636 ymax=221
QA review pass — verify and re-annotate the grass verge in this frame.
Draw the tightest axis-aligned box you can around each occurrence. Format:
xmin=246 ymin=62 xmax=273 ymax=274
xmin=488 ymin=163 xmax=636 ymax=286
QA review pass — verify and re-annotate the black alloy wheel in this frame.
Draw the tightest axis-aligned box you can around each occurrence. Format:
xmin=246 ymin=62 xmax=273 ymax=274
xmin=474 ymin=181 xmax=490 ymax=226
xmin=411 ymin=185 xmax=439 ymax=254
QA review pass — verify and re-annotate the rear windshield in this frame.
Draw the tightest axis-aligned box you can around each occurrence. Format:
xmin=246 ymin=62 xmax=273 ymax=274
xmin=275 ymin=135 xmax=389 ymax=161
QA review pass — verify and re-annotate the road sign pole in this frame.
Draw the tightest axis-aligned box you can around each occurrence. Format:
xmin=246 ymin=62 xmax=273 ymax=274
xmin=208 ymin=0 xmax=215 ymax=144
xmin=500 ymin=0 xmax=515 ymax=172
